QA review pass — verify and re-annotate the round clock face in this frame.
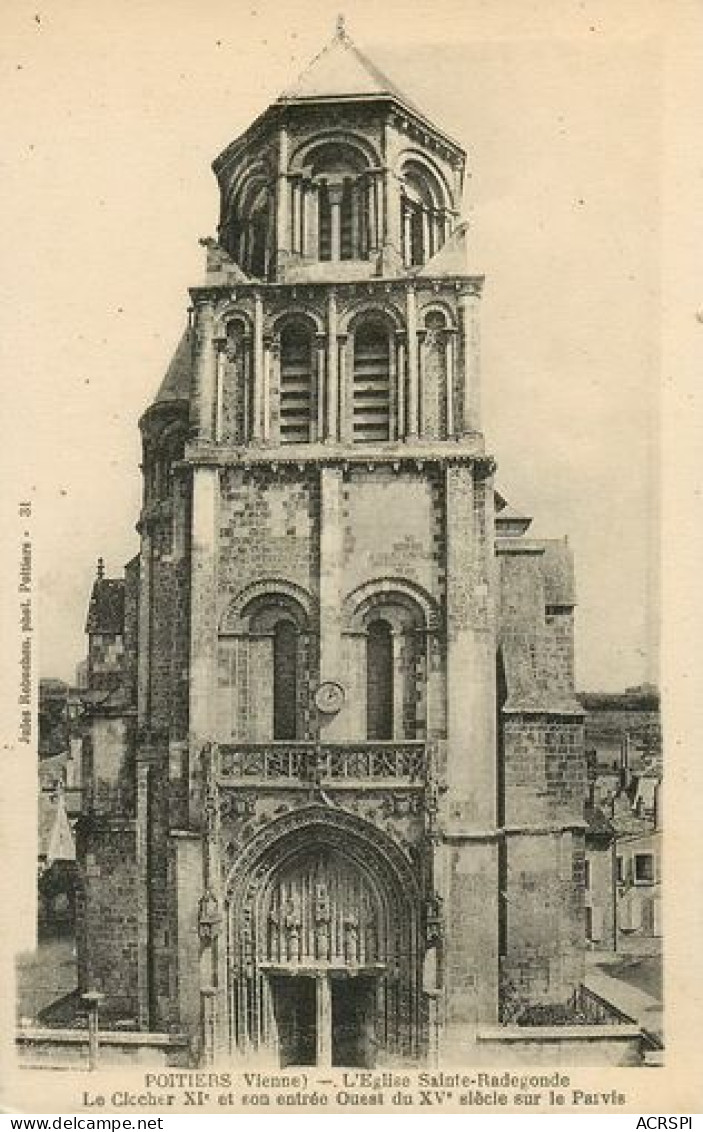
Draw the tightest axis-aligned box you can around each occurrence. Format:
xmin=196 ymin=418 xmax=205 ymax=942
xmin=314 ymin=681 xmax=346 ymax=714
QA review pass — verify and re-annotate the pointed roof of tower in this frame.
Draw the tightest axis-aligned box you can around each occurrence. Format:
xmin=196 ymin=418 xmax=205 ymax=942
xmin=278 ymin=16 xmax=421 ymax=113
xmin=213 ymin=17 xmax=464 ymax=178
xmin=152 ymin=328 xmax=192 ymax=406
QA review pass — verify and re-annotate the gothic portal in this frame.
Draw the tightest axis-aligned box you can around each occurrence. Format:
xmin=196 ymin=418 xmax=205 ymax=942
xmin=77 ymin=22 xmax=587 ymax=1067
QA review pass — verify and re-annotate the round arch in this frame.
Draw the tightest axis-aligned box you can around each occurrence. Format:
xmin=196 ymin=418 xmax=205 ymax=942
xmin=341 ymin=301 xmax=405 ymax=337
xmin=343 ymin=577 xmax=440 ymax=633
xmin=225 ymin=159 xmax=274 ymax=213
xmin=395 ymin=148 xmax=454 ymax=213
xmin=214 ymin=304 xmax=253 ymax=338
xmin=289 ymin=130 xmax=379 ymax=174
xmin=219 ymin=579 xmax=315 ymax=635
xmin=270 ymin=308 xmax=323 ymax=338
xmin=419 ymin=299 xmax=457 ymax=331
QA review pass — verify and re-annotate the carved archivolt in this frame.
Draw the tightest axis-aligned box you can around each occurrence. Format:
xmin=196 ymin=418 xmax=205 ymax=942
xmin=340 ymin=300 xmax=405 ymax=336
xmin=342 ymin=577 xmax=440 ymax=633
xmin=288 ymin=130 xmax=380 ymax=174
xmin=219 ymin=579 xmax=315 ymax=634
xmin=225 ymin=805 xmax=425 ymax=1061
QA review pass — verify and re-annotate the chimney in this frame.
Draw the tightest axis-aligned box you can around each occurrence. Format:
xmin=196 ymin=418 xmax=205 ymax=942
xmin=619 ymin=732 xmax=632 ymax=790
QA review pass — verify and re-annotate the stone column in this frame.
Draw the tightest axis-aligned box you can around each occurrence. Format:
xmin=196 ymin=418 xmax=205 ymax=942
xmin=291 ymin=177 xmax=301 ymax=254
xmin=337 ymin=334 xmax=350 ymax=443
xmin=444 ymin=462 xmax=496 ymax=821
xmin=300 ymin=180 xmax=309 ymax=256
xmin=319 ymin=466 xmax=345 ymax=740
xmin=243 ymin=336 xmax=253 ymax=442
xmin=370 ymin=173 xmax=380 ymax=251
xmin=402 ymin=203 xmax=412 ymax=267
xmin=136 ymin=760 xmax=150 ymax=1028
xmin=422 ymin=209 xmax=431 ymax=263
xmin=316 ymin=975 xmax=332 ymax=1068
xmin=459 ymin=287 xmax=482 ymax=433
xmin=350 ymin=181 xmax=360 ymax=259
xmin=315 ymin=333 xmax=326 ymax=441
xmin=328 ymin=183 xmax=343 ymax=262
xmin=252 ymin=291 xmax=264 ymax=441
xmin=383 ymin=122 xmax=402 ymax=256
xmin=188 ymin=465 xmax=219 ymax=824
xmin=214 ymin=340 xmax=224 ymax=443
xmin=442 ymin=464 xmax=499 ymax=1041
xmin=275 ymin=125 xmax=289 ymax=267
xmin=388 ymin=330 xmax=397 ymax=441
xmin=395 ymin=333 xmax=407 ymax=440
xmin=171 ymin=832 xmax=202 ymax=1037
xmin=425 ymin=631 xmax=444 ymax=743
xmin=262 ymin=334 xmax=276 ymax=444
xmin=391 ymin=631 xmax=404 ymax=740
xmin=137 ymin=527 xmax=152 ymax=725
xmin=445 ymin=330 xmax=456 ymax=437
xmin=306 ymin=182 xmax=319 ymax=259
xmin=326 ymin=290 xmax=338 ymax=442
xmin=190 ymin=295 xmax=217 ymax=442
xmin=406 ymin=286 xmax=419 ymax=438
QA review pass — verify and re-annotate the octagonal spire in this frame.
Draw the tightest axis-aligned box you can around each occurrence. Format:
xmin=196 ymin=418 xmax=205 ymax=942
xmin=278 ymin=17 xmax=421 ymax=114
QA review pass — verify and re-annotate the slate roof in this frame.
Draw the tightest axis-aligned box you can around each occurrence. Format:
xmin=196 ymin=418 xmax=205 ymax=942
xmin=279 ymin=24 xmax=421 ymax=113
xmin=85 ymin=578 xmax=125 ymax=635
xmin=418 ymin=223 xmax=473 ymax=279
xmin=542 ymin=539 xmax=575 ymax=607
xmin=38 ymin=791 xmax=75 ymax=864
xmin=152 ymin=328 xmax=193 ymax=407
xmin=495 ymin=497 xmax=533 ymax=537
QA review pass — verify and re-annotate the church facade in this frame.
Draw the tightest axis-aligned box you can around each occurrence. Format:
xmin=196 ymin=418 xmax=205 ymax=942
xmin=76 ymin=24 xmax=587 ymax=1067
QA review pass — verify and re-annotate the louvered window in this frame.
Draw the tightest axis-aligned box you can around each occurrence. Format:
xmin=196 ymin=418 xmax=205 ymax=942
xmin=318 ymin=179 xmax=355 ymax=261
xmin=319 ymin=183 xmax=332 ymax=261
xmin=353 ymin=321 xmax=391 ymax=442
xmin=279 ymin=323 xmax=313 ymax=444
xmin=340 ymin=179 xmax=354 ymax=260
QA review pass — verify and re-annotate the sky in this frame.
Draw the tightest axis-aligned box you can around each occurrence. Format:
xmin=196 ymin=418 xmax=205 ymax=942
xmin=0 ymin=0 xmax=664 ymax=691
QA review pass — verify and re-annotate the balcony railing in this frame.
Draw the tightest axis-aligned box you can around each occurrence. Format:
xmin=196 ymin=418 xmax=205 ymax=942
xmin=217 ymin=741 xmax=427 ymax=786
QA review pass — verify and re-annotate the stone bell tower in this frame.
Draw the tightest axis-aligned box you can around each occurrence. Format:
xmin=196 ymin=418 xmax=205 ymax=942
xmin=77 ymin=20 xmax=585 ymax=1067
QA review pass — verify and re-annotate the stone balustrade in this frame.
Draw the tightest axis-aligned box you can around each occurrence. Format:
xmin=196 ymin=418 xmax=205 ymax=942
xmin=217 ymin=740 xmax=428 ymax=785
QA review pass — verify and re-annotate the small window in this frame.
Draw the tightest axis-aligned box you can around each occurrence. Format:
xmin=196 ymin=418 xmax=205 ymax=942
xmin=635 ymin=853 xmax=654 ymax=883
xmin=366 ymin=620 xmax=393 ymax=740
xmin=584 ymin=860 xmax=591 ymax=891
xmin=273 ymin=621 xmax=298 ymax=740
xmin=616 ymin=856 xmax=623 ymax=883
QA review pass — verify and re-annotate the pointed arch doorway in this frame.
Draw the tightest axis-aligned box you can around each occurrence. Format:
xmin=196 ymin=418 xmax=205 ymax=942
xmin=226 ymin=808 xmax=424 ymax=1067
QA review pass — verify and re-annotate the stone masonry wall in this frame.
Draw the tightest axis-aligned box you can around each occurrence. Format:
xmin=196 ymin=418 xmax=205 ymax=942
xmin=500 ymin=714 xmax=585 ymax=1012
xmin=501 ymin=829 xmax=585 ymax=1016
xmin=148 ymin=518 xmax=178 ymax=732
xmin=76 ymin=824 xmax=139 ymax=1017
xmin=503 ymin=716 xmax=585 ymax=828
xmin=342 ymin=466 xmax=443 ymax=599
xmin=218 ymin=468 xmax=319 ymax=622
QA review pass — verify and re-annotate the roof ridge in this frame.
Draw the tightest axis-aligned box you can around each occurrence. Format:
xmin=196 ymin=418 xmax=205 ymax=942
xmin=277 ymin=21 xmax=420 ymax=114
xmin=278 ymin=25 xmax=346 ymax=102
